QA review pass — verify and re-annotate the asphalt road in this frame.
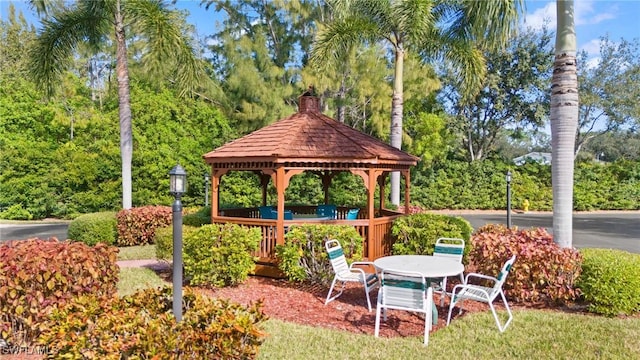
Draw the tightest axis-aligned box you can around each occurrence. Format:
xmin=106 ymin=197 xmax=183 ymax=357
xmin=0 ymin=222 xmax=69 ymax=242
xmin=461 ymin=212 xmax=640 ymax=253
xmin=1 ymin=212 xmax=638 ymax=253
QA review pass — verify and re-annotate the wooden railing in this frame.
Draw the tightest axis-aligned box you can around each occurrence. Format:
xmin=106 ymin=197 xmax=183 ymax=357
xmin=212 ymin=206 xmax=404 ymax=266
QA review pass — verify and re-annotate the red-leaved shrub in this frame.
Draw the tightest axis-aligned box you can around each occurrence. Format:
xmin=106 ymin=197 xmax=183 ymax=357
xmin=116 ymin=205 xmax=172 ymax=246
xmin=0 ymin=238 xmax=118 ymax=346
xmin=469 ymin=224 xmax=582 ymax=304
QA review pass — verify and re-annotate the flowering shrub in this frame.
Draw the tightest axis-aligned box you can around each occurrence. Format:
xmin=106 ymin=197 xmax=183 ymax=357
xmin=469 ymin=225 xmax=582 ymax=304
xmin=0 ymin=239 xmax=118 ymax=346
xmin=116 ymin=205 xmax=172 ymax=246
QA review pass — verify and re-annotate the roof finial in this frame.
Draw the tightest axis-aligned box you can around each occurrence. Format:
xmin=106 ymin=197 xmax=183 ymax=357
xmin=302 ymin=84 xmax=315 ymax=97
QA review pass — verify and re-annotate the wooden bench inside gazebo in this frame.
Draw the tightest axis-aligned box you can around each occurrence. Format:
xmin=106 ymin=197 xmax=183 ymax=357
xmin=203 ymin=92 xmax=419 ymax=277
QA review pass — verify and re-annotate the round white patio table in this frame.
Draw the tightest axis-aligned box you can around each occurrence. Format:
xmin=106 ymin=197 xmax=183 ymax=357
xmin=373 ymin=255 xmax=464 ymax=279
xmin=373 ymin=255 xmax=464 ymax=325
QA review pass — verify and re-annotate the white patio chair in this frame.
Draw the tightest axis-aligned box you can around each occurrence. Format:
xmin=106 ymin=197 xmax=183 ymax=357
xmin=325 ymin=239 xmax=378 ymax=311
xmin=374 ymin=269 xmax=434 ymax=346
xmin=430 ymin=237 xmax=465 ymax=306
xmin=446 ymin=254 xmax=517 ymax=332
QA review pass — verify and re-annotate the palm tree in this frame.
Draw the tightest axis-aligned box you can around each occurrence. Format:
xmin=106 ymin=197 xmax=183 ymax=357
xmin=550 ymin=0 xmax=579 ymax=248
xmin=29 ymin=0 xmax=208 ymax=209
xmin=310 ymin=0 xmax=523 ymax=205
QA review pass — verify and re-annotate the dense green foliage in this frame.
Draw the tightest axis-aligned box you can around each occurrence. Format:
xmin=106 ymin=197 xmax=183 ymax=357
xmin=469 ymin=225 xmax=582 ymax=304
xmin=155 ymin=225 xmax=197 ymax=261
xmin=183 ymin=224 xmax=260 ymax=287
xmin=0 ymin=239 xmax=118 ymax=346
xmin=577 ymin=248 xmax=640 ymax=316
xmin=39 ymin=287 xmax=267 ymax=359
xmin=390 ymin=213 xmax=473 ymax=256
xmin=412 ymin=159 xmax=640 ymax=211
xmin=67 ymin=211 xmax=118 ymax=246
xmin=0 ymin=78 xmax=233 ymax=219
xmin=276 ymin=224 xmax=364 ymax=285
xmin=183 ymin=206 xmax=213 ymax=227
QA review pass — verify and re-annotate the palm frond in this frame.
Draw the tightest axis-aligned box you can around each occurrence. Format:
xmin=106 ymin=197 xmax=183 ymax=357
xmin=29 ymin=3 xmax=110 ymax=97
xmin=309 ymin=17 xmax=383 ymax=70
xmin=126 ymin=0 xmax=210 ymax=98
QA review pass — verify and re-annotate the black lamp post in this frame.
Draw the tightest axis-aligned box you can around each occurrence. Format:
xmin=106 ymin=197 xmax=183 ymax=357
xmin=204 ymin=172 xmax=210 ymax=207
xmin=506 ymin=170 xmax=512 ymax=229
xmin=169 ymin=164 xmax=187 ymax=322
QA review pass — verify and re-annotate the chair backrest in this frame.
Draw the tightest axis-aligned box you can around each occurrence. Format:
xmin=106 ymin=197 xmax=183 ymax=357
xmin=494 ymin=254 xmax=517 ymax=291
xmin=268 ymin=209 xmax=293 ymax=220
xmin=380 ymin=269 xmax=428 ymax=310
xmin=284 ymin=210 xmax=293 ymax=220
xmin=325 ymin=239 xmax=349 ymax=275
xmin=433 ymin=237 xmax=465 ymax=263
xmin=346 ymin=208 xmax=359 ymax=220
xmin=258 ymin=206 xmax=275 ymax=219
xmin=317 ymin=204 xmax=337 ymax=219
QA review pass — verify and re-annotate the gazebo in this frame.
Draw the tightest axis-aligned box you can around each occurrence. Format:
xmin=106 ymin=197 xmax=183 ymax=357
xmin=203 ymin=93 xmax=419 ymax=276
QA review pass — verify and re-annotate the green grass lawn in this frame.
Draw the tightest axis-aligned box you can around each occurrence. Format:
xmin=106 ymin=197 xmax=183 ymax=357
xmin=116 ymin=255 xmax=640 ymax=359
xmin=117 ymin=244 xmax=156 ymax=260
xmin=258 ymin=311 xmax=640 ymax=359
xmin=117 ymin=267 xmax=167 ymax=296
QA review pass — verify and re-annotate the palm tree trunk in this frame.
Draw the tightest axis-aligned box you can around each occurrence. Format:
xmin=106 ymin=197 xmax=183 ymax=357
xmin=550 ymin=0 xmax=579 ymax=248
xmin=115 ymin=0 xmax=133 ymax=209
xmin=390 ymin=45 xmax=404 ymax=206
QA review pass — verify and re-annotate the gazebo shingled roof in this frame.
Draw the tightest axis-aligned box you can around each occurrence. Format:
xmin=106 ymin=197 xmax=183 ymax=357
xmin=203 ymin=96 xmax=419 ymax=166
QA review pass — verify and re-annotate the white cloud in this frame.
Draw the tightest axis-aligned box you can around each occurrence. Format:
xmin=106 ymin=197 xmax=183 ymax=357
xmin=522 ymin=1 xmax=618 ymax=31
xmin=522 ymin=2 xmax=556 ymax=31
xmin=575 ymin=1 xmax=617 ymax=25
xmin=580 ymin=38 xmax=601 ymax=57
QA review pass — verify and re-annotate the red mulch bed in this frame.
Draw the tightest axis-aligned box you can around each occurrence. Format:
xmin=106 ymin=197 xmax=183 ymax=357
xmin=200 ymin=275 xmax=498 ymax=338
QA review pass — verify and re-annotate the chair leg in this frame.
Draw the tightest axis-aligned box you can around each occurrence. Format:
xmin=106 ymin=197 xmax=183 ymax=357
xmin=446 ymin=297 xmax=455 ymax=326
xmin=440 ymin=277 xmax=448 ymax=307
xmin=424 ymin=291 xmax=432 ymax=346
xmin=491 ymin=291 xmax=513 ymax=332
xmin=363 ymin=282 xmax=373 ymax=312
xmin=374 ymin=300 xmax=383 ymax=338
xmin=325 ymin=278 xmax=344 ymax=305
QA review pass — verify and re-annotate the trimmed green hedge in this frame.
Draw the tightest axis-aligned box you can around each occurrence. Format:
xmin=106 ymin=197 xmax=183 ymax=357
xmin=390 ymin=213 xmax=473 ymax=257
xmin=183 ymin=206 xmax=212 ymax=227
xmin=183 ymin=224 xmax=260 ymax=287
xmin=67 ymin=211 xmax=117 ymax=246
xmin=577 ymin=248 xmax=640 ymax=316
xmin=155 ymin=225 xmax=198 ymax=260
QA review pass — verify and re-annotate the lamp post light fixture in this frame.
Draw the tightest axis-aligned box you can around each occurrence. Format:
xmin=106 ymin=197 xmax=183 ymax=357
xmin=169 ymin=164 xmax=187 ymax=322
xmin=506 ymin=171 xmax=512 ymax=229
xmin=204 ymin=172 xmax=210 ymax=207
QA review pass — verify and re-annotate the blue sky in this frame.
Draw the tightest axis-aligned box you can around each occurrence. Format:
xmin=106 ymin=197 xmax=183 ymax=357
xmin=2 ymin=0 xmax=639 ymax=59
